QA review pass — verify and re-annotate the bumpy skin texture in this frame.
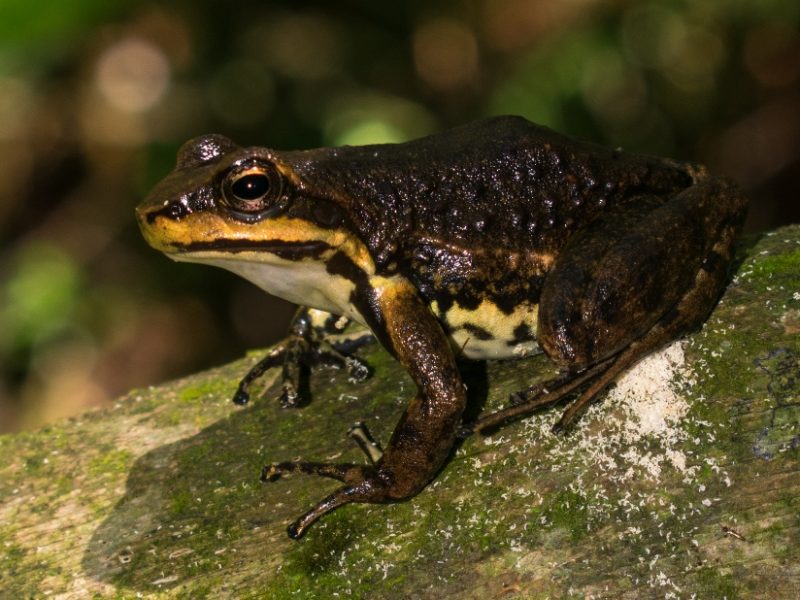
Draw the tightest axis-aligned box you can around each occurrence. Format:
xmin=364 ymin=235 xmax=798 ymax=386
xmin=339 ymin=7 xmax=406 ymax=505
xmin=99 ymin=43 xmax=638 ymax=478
xmin=272 ymin=118 xmax=698 ymax=314
xmin=137 ymin=116 xmax=748 ymax=538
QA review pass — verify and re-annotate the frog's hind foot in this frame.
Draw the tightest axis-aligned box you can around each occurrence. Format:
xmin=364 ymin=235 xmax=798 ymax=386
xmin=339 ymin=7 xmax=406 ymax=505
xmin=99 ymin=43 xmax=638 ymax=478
xmin=468 ymin=210 xmax=740 ymax=437
xmin=463 ymin=358 xmax=613 ymax=436
xmin=466 ymin=291 xmax=715 ymax=437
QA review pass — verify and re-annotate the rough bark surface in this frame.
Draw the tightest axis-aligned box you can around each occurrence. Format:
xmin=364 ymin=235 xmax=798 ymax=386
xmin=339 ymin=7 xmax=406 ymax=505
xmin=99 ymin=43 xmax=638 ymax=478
xmin=1 ymin=226 xmax=798 ymax=599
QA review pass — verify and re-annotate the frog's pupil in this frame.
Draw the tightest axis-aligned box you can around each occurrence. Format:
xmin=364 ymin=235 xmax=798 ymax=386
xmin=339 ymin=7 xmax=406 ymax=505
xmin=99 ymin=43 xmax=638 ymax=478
xmin=232 ymin=174 xmax=269 ymax=200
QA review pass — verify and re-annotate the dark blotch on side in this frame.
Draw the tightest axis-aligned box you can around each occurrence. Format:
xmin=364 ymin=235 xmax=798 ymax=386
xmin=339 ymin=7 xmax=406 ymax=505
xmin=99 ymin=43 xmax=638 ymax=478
xmin=461 ymin=323 xmax=494 ymax=341
xmin=509 ymin=322 xmax=536 ymax=345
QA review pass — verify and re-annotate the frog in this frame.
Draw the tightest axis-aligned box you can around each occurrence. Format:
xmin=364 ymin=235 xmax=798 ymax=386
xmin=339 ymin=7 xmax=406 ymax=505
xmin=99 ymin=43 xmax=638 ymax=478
xmin=136 ymin=115 xmax=748 ymax=539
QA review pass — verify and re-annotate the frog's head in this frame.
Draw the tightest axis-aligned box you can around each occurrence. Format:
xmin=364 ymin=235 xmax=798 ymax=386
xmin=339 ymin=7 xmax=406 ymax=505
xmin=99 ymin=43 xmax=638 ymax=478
xmin=136 ymin=135 xmax=375 ymax=311
xmin=137 ymin=134 xmax=359 ymax=255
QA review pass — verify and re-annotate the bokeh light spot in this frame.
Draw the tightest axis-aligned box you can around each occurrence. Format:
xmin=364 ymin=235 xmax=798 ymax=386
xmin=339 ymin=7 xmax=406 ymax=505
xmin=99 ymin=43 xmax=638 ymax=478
xmin=323 ymin=93 xmax=436 ymax=147
xmin=95 ymin=37 xmax=171 ymax=113
xmin=336 ymin=119 xmax=405 ymax=146
xmin=0 ymin=243 xmax=81 ymax=353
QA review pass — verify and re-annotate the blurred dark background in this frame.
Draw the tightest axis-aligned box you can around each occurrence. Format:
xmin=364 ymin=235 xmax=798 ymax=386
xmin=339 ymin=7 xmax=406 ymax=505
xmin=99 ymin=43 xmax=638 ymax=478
xmin=1 ymin=0 xmax=798 ymax=431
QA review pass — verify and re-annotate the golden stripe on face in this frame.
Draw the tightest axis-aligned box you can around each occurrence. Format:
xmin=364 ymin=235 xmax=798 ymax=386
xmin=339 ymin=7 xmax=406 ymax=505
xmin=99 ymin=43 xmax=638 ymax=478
xmin=140 ymin=212 xmax=376 ymax=277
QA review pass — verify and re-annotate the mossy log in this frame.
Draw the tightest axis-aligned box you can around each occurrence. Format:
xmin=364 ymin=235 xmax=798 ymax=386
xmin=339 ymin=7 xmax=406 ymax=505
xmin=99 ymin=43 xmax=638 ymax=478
xmin=1 ymin=226 xmax=799 ymax=599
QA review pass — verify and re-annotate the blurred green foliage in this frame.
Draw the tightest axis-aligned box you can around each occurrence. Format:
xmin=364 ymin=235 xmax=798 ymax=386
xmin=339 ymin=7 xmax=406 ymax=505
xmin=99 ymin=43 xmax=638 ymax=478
xmin=0 ymin=0 xmax=798 ymax=430
xmin=1 ymin=244 xmax=82 ymax=356
xmin=0 ymin=1 xmax=134 ymax=57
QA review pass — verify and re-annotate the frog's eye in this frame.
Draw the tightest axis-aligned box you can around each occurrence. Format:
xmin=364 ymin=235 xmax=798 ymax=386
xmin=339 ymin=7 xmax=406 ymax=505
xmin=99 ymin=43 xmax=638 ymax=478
xmin=222 ymin=161 xmax=284 ymax=218
xmin=231 ymin=173 xmax=270 ymax=201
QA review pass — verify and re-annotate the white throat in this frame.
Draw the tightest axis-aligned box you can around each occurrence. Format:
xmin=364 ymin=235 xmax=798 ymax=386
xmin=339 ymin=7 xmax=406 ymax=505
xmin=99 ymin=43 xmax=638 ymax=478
xmin=174 ymin=251 xmax=365 ymax=323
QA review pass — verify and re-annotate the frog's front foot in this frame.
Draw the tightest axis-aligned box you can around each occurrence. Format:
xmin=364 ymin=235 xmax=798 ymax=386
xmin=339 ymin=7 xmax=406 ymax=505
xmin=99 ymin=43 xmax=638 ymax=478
xmin=232 ymin=346 xmax=284 ymax=406
xmin=232 ymin=309 xmax=372 ymax=408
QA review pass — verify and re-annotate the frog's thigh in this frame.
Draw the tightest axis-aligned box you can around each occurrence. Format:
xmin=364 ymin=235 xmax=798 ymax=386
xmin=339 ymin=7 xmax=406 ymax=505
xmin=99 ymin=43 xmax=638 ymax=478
xmin=538 ymin=179 xmax=744 ymax=371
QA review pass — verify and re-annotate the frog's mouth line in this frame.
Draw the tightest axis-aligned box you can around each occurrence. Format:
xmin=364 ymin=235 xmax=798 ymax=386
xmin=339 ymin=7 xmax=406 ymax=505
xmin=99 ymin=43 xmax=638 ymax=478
xmin=176 ymin=239 xmax=332 ymax=260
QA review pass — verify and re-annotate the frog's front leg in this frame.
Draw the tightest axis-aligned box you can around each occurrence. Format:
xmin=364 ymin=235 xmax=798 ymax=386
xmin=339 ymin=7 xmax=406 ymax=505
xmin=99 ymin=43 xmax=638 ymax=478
xmin=233 ymin=307 xmax=372 ymax=407
xmin=264 ymin=277 xmax=466 ymax=539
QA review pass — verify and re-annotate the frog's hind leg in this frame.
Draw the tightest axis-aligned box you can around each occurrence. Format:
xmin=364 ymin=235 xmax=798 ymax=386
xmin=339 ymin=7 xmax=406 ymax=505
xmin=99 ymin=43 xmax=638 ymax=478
xmin=470 ymin=176 xmax=747 ymax=435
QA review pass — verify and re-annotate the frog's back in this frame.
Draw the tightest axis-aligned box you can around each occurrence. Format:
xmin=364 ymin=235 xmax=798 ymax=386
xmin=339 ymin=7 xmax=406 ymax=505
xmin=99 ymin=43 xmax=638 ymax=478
xmin=283 ymin=116 xmax=695 ymax=264
xmin=392 ymin=116 xmax=694 ymax=248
